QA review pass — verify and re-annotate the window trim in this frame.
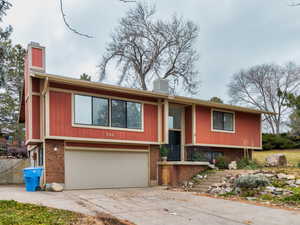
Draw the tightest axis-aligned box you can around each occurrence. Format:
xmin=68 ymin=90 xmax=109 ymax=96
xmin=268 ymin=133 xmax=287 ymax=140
xmin=72 ymin=93 xmax=144 ymax=132
xmin=211 ymin=109 xmax=235 ymax=133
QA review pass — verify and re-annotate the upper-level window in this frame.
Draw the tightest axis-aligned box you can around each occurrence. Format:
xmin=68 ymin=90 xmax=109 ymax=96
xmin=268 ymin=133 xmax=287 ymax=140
xmin=212 ymin=110 xmax=234 ymax=132
xmin=74 ymin=94 xmax=142 ymax=130
xmin=74 ymin=95 xmax=109 ymax=126
xmin=111 ymin=100 xmax=142 ymax=129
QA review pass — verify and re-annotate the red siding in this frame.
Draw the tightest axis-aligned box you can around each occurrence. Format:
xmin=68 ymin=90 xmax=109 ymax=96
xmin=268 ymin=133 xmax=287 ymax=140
xmin=195 ymin=106 xmax=261 ymax=148
xmin=50 ymin=82 xmax=158 ymax=103
xmin=66 ymin=142 xmax=148 ymax=150
xmin=185 ymin=106 xmax=192 ymax=144
xmin=25 ymin=99 xmax=29 ymax=142
xmin=31 ymin=47 xmax=43 ymax=68
xmin=49 ymin=91 xmax=158 ymax=142
xmin=32 ymin=78 xmax=40 ymax=92
xmin=32 ymin=95 xmax=40 ymax=139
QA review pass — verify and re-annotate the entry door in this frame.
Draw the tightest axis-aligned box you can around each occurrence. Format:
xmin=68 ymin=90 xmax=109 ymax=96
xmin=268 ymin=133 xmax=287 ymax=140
xmin=167 ymin=130 xmax=181 ymax=161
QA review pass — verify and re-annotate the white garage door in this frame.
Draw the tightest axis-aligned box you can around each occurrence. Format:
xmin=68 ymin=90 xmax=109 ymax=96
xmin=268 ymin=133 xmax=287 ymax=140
xmin=65 ymin=150 xmax=149 ymax=189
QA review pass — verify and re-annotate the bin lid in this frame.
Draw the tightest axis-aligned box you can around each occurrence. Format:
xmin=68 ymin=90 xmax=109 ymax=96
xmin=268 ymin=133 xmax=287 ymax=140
xmin=23 ymin=167 xmax=44 ymax=171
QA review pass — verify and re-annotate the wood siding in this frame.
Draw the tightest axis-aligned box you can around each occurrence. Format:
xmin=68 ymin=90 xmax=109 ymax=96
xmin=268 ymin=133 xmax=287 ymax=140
xmin=49 ymin=91 xmax=158 ymax=142
xmin=32 ymin=95 xmax=40 ymax=139
xmin=185 ymin=106 xmax=192 ymax=144
xmin=195 ymin=106 xmax=261 ymax=148
xmin=31 ymin=47 xmax=43 ymax=68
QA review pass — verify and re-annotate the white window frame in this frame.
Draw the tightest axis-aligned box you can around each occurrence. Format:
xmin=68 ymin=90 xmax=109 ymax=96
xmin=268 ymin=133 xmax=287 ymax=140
xmin=211 ymin=109 xmax=235 ymax=133
xmin=72 ymin=93 xmax=144 ymax=132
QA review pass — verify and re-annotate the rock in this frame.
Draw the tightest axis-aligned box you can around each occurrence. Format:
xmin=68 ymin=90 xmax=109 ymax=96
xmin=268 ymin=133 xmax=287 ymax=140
xmin=265 ymin=154 xmax=287 ymax=167
xmin=46 ymin=183 xmax=64 ymax=192
xmin=228 ymin=161 xmax=237 ymax=170
xmin=196 ymin=174 xmax=203 ymax=179
xmin=264 ymin=173 xmax=275 ymax=178
xmin=296 ymin=180 xmax=300 ymax=185
xmin=277 ymin=173 xmax=288 ymax=179
xmin=286 ymin=180 xmax=295 ymax=185
xmin=246 ymin=197 xmax=257 ymax=201
xmin=286 ymin=175 xmax=295 ymax=180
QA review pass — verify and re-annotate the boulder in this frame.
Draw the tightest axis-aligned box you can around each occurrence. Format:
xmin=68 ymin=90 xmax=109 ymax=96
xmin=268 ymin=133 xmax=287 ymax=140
xmin=286 ymin=175 xmax=296 ymax=180
xmin=265 ymin=154 xmax=287 ymax=167
xmin=296 ymin=180 xmax=300 ymax=185
xmin=46 ymin=183 xmax=64 ymax=192
xmin=228 ymin=161 xmax=237 ymax=170
xmin=277 ymin=173 xmax=288 ymax=179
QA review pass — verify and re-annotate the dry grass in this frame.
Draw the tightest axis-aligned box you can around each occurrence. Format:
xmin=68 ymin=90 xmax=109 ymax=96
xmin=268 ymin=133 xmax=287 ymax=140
xmin=253 ymin=149 xmax=300 ymax=167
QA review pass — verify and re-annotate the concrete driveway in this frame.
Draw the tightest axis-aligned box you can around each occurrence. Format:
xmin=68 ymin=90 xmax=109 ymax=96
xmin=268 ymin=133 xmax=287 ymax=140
xmin=0 ymin=185 xmax=299 ymax=225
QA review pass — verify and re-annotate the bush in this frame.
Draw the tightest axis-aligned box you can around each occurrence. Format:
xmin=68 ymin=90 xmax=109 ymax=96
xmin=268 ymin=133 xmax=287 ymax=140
xmin=215 ymin=156 xmax=229 ymax=169
xmin=235 ymin=174 xmax=269 ymax=188
xmin=237 ymin=158 xmax=261 ymax=170
xmin=297 ymin=162 xmax=300 ymax=169
xmin=160 ymin=145 xmax=169 ymax=157
xmin=281 ymin=194 xmax=300 ymax=204
xmin=191 ymin=151 xmax=207 ymax=161
xmin=262 ymin=133 xmax=298 ymax=150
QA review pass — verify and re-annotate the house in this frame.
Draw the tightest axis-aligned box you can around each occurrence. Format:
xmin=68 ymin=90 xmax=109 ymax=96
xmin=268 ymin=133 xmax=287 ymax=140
xmin=19 ymin=42 xmax=272 ymax=189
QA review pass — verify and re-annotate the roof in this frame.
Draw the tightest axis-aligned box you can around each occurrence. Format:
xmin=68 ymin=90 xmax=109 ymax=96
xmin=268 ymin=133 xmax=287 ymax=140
xmin=31 ymin=72 xmax=275 ymax=115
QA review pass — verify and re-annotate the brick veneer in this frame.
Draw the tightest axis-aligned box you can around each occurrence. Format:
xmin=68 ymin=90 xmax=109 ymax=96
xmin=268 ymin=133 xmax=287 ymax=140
xmin=45 ymin=140 xmax=65 ymax=183
xmin=150 ymin=145 xmax=160 ymax=185
xmin=158 ymin=164 xmax=207 ymax=186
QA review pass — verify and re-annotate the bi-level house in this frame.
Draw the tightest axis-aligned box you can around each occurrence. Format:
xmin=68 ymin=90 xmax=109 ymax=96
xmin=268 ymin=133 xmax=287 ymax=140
xmin=19 ymin=42 xmax=272 ymax=189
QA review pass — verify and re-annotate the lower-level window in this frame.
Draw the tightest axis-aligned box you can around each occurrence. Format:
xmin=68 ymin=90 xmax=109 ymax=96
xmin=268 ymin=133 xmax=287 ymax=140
xmin=38 ymin=146 xmax=43 ymax=166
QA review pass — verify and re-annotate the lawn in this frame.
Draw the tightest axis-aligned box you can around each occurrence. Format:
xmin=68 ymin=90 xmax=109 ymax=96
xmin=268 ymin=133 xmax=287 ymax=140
xmin=253 ymin=149 xmax=300 ymax=167
xmin=0 ymin=200 xmax=132 ymax=225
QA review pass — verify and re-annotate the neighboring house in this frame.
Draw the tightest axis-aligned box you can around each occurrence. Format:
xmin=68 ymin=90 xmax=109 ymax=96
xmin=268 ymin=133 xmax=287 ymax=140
xmin=19 ymin=42 xmax=273 ymax=189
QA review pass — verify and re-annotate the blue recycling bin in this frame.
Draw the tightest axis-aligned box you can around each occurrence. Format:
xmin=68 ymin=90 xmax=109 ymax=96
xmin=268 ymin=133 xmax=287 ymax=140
xmin=23 ymin=167 xmax=43 ymax=192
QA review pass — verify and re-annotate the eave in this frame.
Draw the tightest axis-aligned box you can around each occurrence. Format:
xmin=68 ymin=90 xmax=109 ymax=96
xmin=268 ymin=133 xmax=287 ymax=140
xmin=32 ymin=72 xmax=275 ymax=115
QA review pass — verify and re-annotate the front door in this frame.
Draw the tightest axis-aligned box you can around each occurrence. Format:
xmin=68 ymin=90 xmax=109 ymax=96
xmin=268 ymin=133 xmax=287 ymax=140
xmin=167 ymin=130 xmax=181 ymax=161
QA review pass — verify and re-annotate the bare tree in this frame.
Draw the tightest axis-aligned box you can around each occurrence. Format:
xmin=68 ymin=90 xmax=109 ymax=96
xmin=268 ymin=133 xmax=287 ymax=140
xmin=0 ymin=0 xmax=11 ymax=20
xmin=228 ymin=62 xmax=300 ymax=134
xmin=98 ymin=2 xmax=200 ymax=94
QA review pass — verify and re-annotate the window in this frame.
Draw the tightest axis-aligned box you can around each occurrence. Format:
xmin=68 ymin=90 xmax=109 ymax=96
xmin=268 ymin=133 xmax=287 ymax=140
xmin=111 ymin=99 xmax=142 ymax=129
xmin=93 ymin=97 xmax=109 ymax=126
xmin=168 ymin=107 xmax=181 ymax=129
xmin=212 ymin=110 xmax=234 ymax=131
xmin=38 ymin=146 xmax=43 ymax=166
xmin=74 ymin=95 xmax=109 ymax=126
xmin=74 ymin=95 xmax=92 ymax=124
xmin=74 ymin=94 xmax=142 ymax=130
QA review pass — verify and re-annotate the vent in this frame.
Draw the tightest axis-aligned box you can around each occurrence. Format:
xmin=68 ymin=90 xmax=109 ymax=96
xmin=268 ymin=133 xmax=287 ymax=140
xmin=153 ymin=78 xmax=169 ymax=94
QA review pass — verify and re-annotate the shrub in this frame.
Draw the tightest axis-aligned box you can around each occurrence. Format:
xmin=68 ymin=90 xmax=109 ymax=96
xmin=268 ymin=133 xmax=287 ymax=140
xmin=297 ymin=162 xmax=300 ymax=169
xmin=237 ymin=158 xmax=261 ymax=170
xmin=260 ymin=194 xmax=274 ymax=201
xmin=281 ymin=194 xmax=300 ymax=204
xmin=262 ymin=133 xmax=298 ymax=150
xmin=160 ymin=145 xmax=169 ymax=157
xmin=215 ymin=156 xmax=229 ymax=169
xmin=192 ymin=151 xmax=207 ymax=161
xmin=235 ymin=174 xmax=269 ymax=188
xmin=271 ymin=179 xmax=286 ymax=188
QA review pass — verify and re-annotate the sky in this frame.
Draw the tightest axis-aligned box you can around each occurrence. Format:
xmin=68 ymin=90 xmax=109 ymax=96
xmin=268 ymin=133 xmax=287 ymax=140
xmin=4 ymin=0 xmax=300 ymax=102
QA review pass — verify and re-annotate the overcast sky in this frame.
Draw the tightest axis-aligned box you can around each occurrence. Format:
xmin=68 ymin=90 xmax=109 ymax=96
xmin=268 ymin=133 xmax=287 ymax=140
xmin=4 ymin=0 xmax=300 ymax=102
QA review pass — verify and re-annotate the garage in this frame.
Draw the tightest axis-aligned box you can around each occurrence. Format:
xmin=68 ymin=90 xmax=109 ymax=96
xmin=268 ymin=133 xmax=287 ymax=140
xmin=64 ymin=149 xmax=149 ymax=189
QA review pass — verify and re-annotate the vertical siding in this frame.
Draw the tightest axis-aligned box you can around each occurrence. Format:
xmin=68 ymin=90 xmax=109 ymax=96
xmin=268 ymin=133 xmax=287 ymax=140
xmin=195 ymin=106 xmax=261 ymax=148
xmin=49 ymin=91 xmax=158 ymax=142
xmin=185 ymin=106 xmax=192 ymax=144
xmin=31 ymin=47 xmax=43 ymax=68
xmin=32 ymin=78 xmax=40 ymax=92
xmin=32 ymin=96 xmax=40 ymax=139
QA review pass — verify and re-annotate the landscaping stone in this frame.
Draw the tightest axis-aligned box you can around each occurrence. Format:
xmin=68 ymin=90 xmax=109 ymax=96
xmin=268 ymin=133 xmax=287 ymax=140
xmin=277 ymin=173 xmax=287 ymax=179
xmin=265 ymin=154 xmax=287 ymax=167
xmin=228 ymin=161 xmax=237 ymax=170
xmin=46 ymin=183 xmax=64 ymax=192
xmin=286 ymin=175 xmax=295 ymax=180
xmin=296 ymin=180 xmax=300 ymax=185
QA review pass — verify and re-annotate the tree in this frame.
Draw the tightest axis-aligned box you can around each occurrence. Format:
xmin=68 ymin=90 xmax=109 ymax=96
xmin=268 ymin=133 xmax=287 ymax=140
xmin=210 ymin=97 xmax=223 ymax=104
xmin=80 ymin=73 xmax=91 ymax=81
xmin=282 ymin=92 xmax=300 ymax=136
xmin=0 ymin=42 xmax=25 ymax=144
xmin=99 ymin=2 xmax=200 ymax=94
xmin=228 ymin=62 xmax=300 ymax=134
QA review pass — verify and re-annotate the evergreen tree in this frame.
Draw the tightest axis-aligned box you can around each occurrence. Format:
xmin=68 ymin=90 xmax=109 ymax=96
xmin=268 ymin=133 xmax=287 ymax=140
xmin=80 ymin=73 xmax=91 ymax=81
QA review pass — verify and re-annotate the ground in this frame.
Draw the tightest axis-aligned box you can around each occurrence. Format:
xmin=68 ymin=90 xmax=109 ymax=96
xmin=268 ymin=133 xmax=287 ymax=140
xmin=0 ymin=185 xmax=299 ymax=225
xmin=253 ymin=149 xmax=300 ymax=166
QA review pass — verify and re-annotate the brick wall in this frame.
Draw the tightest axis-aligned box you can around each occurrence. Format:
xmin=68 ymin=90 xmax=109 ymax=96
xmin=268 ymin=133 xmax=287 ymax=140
xmin=158 ymin=164 xmax=207 ymax=186
xmin=150 ymin=145 xmax=160 ymax=185
xmin=45 ymin=140 xmax=64 ymax=183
